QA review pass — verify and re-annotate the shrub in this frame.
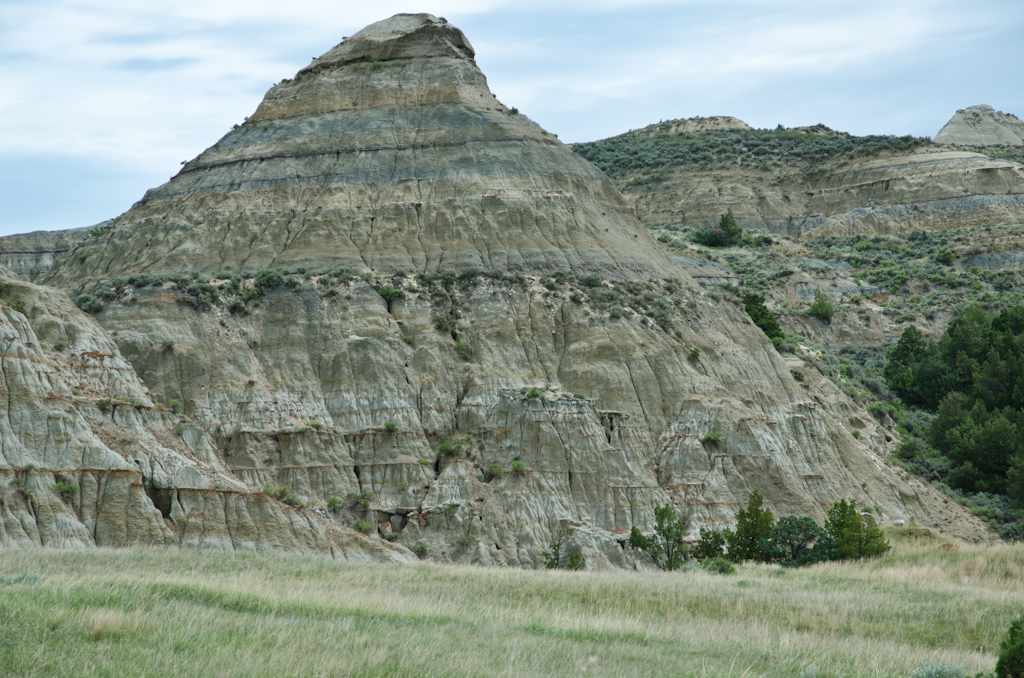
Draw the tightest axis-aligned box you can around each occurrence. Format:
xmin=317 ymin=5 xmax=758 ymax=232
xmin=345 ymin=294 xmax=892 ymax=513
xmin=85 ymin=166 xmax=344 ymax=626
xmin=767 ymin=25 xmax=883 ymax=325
xmin=54 ymin=481 xmax=76 ymax=501
xmin=383 ymin=422 xmax=398 ymax=435
xmin=377 ymin=285 xmax=405 ymax=312
xmin=742 ymin=292 xmax=783 ymax=341
xmin=167 ymin=399 xmax=182 ymax=414
xmin=437 ymin=433 xmax=472 ymax=459
xmin=484 ymin=462 xmax=502 ymax=481
xmin=525 ymin=387 xmax=543 ymax=399
xmin=629 ymin=504 xmax=689 ymax=570
xmin=96 ymin=398 xmax=112 ymax=414
xmin=692 ymin=527 xmax=726 ymax=560
xmin=53 ymin=341 xmax=66 ymax=352
xmin=807 ymin=288 xmax=835 ymax=322
xmin=693 ymin=209 xmax=743 ymax=247
xmin=307 ymin=420 xmax=324 ymax=431
xmin=935 ymin=250 xmax=956 ymax=265
xmin=997 ymin=614 xmax=1024 ymax=678
xmin=74 ymin=295 xmax=103 ymax=314
xmin=688 ymin=347 xmax=701 ymax=362
xmin=544 ymin=527 xmax=585 ymax=570
xmin=579 ymin=273 xmax=604 ymax=288
xmin=511 ymin=460 xmax=526 ymax=475
xmin=700 ymin=433 xmax=719 ymax=446
xmin=353 ymin=520 xmax=373 ymax=534
xmin=326 ymin=497 xmax=342 ymax=512
xmin=700 ymin=557 xmax=735 ymax=575
xmin=413 ymin=541 xmax=429 ymax=558
xmin=418 ymin=457 xmax=430 ymax=465
xmin=457 ymin=534 xmax=471 ymax=546
xmin=790 ymin=369 xmax=804 ymax=382
xmin=911 ymin=662 xmax=967 ymax=678
xmin=761 ymin=515 xmax=828 ymax=567
xmin=454 ymin=341 xmax=472 ymax=360
xmin=348 ymin=488 xmax=374 ymax=509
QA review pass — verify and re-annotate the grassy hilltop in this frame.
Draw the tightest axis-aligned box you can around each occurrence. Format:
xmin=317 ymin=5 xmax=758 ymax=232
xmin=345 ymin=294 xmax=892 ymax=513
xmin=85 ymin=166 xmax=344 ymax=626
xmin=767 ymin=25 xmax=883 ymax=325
xmin=1 ymin=529 xmax=1021 ymax=677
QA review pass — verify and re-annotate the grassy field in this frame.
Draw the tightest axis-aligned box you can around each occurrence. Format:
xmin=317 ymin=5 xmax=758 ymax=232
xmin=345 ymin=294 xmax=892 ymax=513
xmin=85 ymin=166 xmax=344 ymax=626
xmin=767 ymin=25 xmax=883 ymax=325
xmin=1 ymin=530 xmax=1022 ymax=677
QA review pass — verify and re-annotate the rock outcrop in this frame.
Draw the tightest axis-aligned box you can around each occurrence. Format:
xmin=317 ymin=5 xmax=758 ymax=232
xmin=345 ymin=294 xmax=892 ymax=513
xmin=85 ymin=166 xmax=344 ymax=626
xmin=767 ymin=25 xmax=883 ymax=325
xmin=935 ymin=104 xmax=1024 ymax=146
xmin=629 ymin=148 xmax=1024 ymax=238
xmin=0 ymin=265 xmax=411 ymax=561
xmin=0 ymin=226 xmax=92 ymax=281
xmin=3 ymin=14 xmax=989 ymax=562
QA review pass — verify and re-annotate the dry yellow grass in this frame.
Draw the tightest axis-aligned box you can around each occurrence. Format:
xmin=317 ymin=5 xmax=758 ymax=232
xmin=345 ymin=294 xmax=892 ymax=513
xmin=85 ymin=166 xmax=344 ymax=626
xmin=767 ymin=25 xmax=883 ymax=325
xmin=0 ymin=529 xmax=1021 ymax=677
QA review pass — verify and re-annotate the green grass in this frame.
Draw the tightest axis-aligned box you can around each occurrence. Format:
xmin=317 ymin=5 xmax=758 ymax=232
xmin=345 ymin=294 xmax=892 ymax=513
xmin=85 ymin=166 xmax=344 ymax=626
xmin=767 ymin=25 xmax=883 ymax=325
xmin=0 ymin=533 xmax=1018 ymax=677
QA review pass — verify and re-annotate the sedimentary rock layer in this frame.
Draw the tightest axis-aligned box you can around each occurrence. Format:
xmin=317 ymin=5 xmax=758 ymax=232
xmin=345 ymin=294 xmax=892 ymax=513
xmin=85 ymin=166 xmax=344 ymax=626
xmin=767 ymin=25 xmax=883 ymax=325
xmin=628 ymin=148 xmax=1024 ymax=238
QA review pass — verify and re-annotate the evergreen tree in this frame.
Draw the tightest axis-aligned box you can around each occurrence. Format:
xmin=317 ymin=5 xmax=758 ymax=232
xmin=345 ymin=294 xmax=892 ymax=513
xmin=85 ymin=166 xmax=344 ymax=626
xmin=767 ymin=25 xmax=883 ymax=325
xmin=824 ymin=499 xmax=890 ymax=559
xmin=725 ymin=489 xmax=775 ymax=562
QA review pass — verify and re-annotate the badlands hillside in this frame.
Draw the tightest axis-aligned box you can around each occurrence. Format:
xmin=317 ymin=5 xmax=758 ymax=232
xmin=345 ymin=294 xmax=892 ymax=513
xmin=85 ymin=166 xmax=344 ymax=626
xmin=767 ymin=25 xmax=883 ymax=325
xmin=0 ymin=14 xmax=991 ymax=562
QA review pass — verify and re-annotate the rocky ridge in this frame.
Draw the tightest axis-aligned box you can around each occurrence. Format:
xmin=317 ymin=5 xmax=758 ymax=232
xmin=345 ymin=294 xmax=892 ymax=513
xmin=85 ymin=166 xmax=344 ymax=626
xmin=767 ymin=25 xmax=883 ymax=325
xmin=575 ymin=117 xmax=1024 ymax=239
xmin=1 ymin=14 xmax=989 ymax=562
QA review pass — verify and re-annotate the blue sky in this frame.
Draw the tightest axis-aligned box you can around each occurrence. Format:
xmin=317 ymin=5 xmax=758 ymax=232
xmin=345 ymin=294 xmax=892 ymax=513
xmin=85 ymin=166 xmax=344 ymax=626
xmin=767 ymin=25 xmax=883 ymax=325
xmin=1 ymin=0 xmax=1021 ymax=236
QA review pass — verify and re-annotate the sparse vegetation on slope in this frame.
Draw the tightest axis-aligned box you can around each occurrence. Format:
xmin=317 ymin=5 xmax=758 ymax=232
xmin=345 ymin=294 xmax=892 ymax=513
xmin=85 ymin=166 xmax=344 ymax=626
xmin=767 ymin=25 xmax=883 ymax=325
xmin=573 ymin=122 xmax=931 ymax=181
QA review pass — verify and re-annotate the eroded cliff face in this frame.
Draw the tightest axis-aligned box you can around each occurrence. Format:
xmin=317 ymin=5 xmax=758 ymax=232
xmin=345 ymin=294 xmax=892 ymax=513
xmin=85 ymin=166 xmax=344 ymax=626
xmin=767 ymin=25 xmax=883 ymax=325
xmin=11 ymin=13 xmax=989 ymax=563
xmin=629 ymin=148 xmax=1024 ymax=238
xmin=0 ymin=265 xmax=412 ymax=561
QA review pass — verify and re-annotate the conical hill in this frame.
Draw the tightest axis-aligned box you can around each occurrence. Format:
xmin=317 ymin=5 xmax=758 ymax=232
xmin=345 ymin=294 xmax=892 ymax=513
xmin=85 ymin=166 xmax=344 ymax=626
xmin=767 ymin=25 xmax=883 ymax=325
xmin=44 ymin=13 xmax=677 ymax=285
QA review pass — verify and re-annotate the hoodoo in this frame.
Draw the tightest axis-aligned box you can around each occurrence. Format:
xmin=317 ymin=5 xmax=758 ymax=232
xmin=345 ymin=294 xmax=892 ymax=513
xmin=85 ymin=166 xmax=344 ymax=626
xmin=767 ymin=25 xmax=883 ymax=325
xmin=3 ymin=14 xmax=986 ymax=561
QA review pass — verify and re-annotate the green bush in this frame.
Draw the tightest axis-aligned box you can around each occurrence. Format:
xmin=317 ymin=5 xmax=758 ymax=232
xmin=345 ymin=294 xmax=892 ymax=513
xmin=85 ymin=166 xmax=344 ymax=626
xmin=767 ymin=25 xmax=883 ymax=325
xmin=525 ymin=387 xmax=543 ymax=399
xmin=438 ymin=433 xmax=472 ymax=459
xmin=807 ymin=289 xmax=835 ymax=322
xmin=308 ymin=421 xmax=324 ymax=431
xmin=413 ymin=541 xmax=429 ymax=558
xmin=700 ymin=557 xmax=735 ymax=575
xmin=742 ymin=292 xmax=783 ymax=340
xmin=383 ymin=422 xmax=398 ymax=435
xmin=74 ymin=295 xmax=103 ymax=314
xmin=484 ymin=463 xmax=502 ymax=480
xmin=692 ymin=527 xmax=726 ymax=560
xmin=326 ymin=497 xmax=342 ymax=512
xmin=457 ymin=534 xmax=471 ymax=546
xmin=688 ymin=347 xmax=701 ymax=362
xmin=629 ymin=504 xmax=689 ymax=570
xmin=376 ymin=285 xmax=405 ymax=312
xmin=997 ymin=613 xmax=1024 ymax=677
xmin=700 ymin=433 xmax=719 ymax=446
xmin=579 ymin=273 xmax=604 ymax=288
xmin=693 ymin=209 xmax=742 ymax=247
xmin=511 ymin=460 xmax=526 ymax=475
xmin=454 ymin=341 xmax=472 ymax=360
xmin=353 ymin=520 xmax=373 ymax=534
xmin=760 ymin=515 xmax=830 ymax=567
xmin=96 ymin=398 xmax=112 ymax=414
xmin=54 ymin=481 xmax=76 ymax=501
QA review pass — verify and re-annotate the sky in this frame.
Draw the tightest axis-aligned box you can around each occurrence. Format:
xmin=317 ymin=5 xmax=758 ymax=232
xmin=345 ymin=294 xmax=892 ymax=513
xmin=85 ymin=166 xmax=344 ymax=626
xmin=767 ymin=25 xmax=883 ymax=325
xmin=1 ymin=0 xmax=1021 ymax=236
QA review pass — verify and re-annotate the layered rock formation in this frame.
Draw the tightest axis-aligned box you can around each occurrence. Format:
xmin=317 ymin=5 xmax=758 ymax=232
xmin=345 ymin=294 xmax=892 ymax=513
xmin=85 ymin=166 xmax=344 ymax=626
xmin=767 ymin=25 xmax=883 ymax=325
xmin=935 ymin=104 xmax=1024 ymax=146
xmin=580 ymin=116 xmax=1024 ymax=238
xmin=0 ymin=265 xmax=409 ymax=560
xmin=630 ymin=148 xmax=1024 ymax=237
xmin=4 ymin=14 xmax=988 ymax=563
xmin=0 ymin=225 xmax=92 ymax=281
